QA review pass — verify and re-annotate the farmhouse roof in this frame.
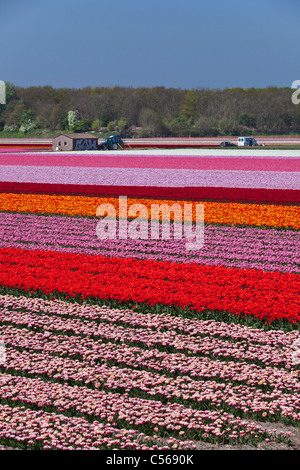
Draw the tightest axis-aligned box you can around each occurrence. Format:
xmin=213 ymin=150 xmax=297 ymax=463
xmin=54 ymin=133 xmax=97 ymax=139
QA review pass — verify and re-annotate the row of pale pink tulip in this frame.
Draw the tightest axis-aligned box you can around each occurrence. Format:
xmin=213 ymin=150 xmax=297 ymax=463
xmin=0 ymin=302 xmax=298 ymax=372
xmin=1 ymin=319 xmax=298 ymax=390
xmin=0 ymin=403 xmax=197 ymax=450
xmin=2 ymin=325 xmax=299 ymax=424
xmin=0 ymin=372 xmax=286 ymax=446
xmin=1 ymin=295 xmax=297 ymax=349
xmin=2 ymin=322 xmax=297 ymax=393
xmin=0 ymin=294 xmax=298 ymax=367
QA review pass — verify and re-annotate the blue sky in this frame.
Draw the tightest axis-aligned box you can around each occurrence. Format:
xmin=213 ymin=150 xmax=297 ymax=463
xmin=0 ymin=0 xmax=299 ymax=90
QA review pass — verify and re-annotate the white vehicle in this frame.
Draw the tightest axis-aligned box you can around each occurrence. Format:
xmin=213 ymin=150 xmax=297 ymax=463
xmin=237 ymin=137 xmax=259 ymax=147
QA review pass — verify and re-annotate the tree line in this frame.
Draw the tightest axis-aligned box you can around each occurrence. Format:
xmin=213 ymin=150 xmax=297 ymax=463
xmin=0 ymin=83 xmax=299 ymax=137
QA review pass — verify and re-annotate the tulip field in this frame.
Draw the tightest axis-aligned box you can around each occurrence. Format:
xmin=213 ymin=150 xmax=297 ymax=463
xmin=0 ymin=147 xmax=299 ymax=450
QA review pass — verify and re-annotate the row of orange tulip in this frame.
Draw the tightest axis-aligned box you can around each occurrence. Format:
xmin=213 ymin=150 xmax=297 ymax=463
xmin=0 ymin=192 xmax=299 ymax=229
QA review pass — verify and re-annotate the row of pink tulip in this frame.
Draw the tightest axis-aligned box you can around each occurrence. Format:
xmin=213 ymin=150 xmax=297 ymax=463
xmin=0 ymin=306 xmax=296 ymax=372
xmin=1 ymin=313 xmax=299 ymax=423
xmin=1 ymin=295 xmax=297 ymax=355
xmin=1 ymin=321 xmax=298 ymax=393
xmin=0 ymin=347 xmax=294 ymax=447
xmin=0 ymin=372 xmax=285 ymax=446
xmin=0 ymin=403 xmax=197 ymax=450
xmin=1 ymin=296 xmax=298 ymax=370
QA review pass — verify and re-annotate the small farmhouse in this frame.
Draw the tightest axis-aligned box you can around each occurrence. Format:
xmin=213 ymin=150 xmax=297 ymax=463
xmin=52 ymin=133 xmax=98 ymax=151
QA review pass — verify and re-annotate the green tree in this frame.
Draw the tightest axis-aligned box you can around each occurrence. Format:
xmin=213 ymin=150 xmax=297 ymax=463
xmin=139 ymin=108 xmax=167 ymax=135
xmin=169 ymin=116 xmax=191 ymax=136
xmin=68 ymin=110 xmax=80 ymax=130
xmin=19 ymin=109 xmax=37 ymax=133
xmin=239 ymin=113 xmax=256 ymax=128
xmin=92 ymin=118 xmax=101 ymax=131
xmin=4 ymin=101 xmax=26 ymax=127
xmin=57 ymin=115 xmax=69 ymax=130
xmin=180 ymin=90 xmax=199 ymax=123
xmin=0 ymin=82 xmax=15 ymax=115
xmin=5 ymin=82 xmax=16 ymax=103
xmin=117 ymin=117 xmax=127 ymax=132
xmin=72 ymin=118 xmax=92 ymax=132
xmin=107 ymin=120 xmax=117 ymax=132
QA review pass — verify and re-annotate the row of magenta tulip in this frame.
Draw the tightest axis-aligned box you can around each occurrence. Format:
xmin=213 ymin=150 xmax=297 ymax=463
xmin=1 ymin=294 xmax=297 ymax=357
xmin=0 ymin=181 xmax=300 ymax=203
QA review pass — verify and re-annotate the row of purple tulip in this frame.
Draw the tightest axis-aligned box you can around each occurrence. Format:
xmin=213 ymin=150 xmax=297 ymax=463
xmin=1 ymin=212 xmax=299 ymax=273
xmin=0 ymin=165 xmax=299 ymax=189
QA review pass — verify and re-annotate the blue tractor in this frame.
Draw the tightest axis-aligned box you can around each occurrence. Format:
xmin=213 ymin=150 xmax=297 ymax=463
xmin=98 ymin=135 xmax=125 ymax=150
